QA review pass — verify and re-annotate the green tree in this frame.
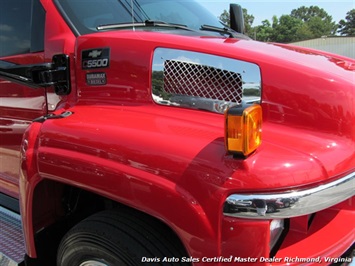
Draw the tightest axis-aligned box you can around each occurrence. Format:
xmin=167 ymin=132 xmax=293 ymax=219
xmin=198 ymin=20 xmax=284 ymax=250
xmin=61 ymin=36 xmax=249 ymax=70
xmin=220 ymin=5 xmax=339 ymax=43
xmin=219 ymin=10 xmax=229 ymax=25
xmin=291 ymin=6 xmax=330 ymax=22
xmin=291 ymin=6 xmax=337 ymax=37
xmin=253 ymin=20 xmax=274 ymax=41
xmin=338 ymin=9 xmax=355 ymax=36
xmin=271 ymin=15 xmax=304 ymax=43
xmin=219 ymin=8 xmax=254 ymax=35
xmin=294 ymin=23 xmax=314 ymax=41
xmin=243 ymin=9 xmax=255 ymax=35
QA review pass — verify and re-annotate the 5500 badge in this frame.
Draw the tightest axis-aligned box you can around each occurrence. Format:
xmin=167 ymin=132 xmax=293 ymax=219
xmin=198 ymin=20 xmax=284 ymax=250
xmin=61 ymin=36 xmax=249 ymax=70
xmin=82 ymin=48 xmax=110 ymax=69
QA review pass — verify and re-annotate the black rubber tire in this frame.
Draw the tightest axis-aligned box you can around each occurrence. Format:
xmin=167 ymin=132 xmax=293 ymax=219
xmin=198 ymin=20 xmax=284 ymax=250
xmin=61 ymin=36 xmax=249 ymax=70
xmin=56 ymin=208 xmax=189 ymax=266
xmin=266 ymin=203 xmax=276 ymax=213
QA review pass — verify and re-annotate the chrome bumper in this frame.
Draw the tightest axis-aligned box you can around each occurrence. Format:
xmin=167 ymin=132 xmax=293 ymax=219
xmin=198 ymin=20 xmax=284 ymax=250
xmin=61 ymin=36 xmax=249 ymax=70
xmin=224 ymin=171 xmax=355 ymax=219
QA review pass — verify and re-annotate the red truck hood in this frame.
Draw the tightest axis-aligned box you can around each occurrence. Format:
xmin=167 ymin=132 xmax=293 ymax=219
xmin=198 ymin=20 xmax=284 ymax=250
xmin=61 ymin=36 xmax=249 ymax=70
xmin=71 ymin=31 xmax=355 ymax=192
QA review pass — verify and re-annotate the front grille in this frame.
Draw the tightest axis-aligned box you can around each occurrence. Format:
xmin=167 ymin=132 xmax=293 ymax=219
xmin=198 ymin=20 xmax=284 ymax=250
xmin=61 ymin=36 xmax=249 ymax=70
xmin=163 ymin=60 xmax=243 ymax=104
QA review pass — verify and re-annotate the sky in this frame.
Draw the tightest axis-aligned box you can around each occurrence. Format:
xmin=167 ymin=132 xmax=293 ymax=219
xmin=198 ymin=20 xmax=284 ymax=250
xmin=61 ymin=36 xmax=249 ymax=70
xmin=197 ymin=0 xmax=354 ymax=26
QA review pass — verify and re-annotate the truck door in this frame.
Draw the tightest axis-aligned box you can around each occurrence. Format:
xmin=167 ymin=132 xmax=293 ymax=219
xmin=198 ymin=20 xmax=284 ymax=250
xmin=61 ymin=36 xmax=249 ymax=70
xmin=0 ymin=0 xmax=46 ymax=198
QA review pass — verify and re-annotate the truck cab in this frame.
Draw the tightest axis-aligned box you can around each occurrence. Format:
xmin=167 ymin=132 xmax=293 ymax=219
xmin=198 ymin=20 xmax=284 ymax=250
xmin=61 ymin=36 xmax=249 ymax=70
xmin=0 ymin=0 xmax=354 ymax=265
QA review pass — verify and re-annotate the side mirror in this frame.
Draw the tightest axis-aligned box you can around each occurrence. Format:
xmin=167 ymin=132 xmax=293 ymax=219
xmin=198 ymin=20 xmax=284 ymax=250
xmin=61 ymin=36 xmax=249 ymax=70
xmin=230 ymin=4 xmax=245 ymax=34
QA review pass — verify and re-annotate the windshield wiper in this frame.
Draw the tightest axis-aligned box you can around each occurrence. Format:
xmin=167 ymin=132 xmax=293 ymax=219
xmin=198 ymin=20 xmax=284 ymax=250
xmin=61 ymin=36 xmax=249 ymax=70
xmin=200 ymin=24 xmax=241 ymax=38
xmin=97 ymin=20 xmax=194 ymax=32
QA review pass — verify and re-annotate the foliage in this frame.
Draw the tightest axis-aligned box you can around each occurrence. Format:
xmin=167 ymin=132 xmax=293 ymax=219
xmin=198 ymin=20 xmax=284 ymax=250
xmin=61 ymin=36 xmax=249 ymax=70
xmin=243 ymin=9 xmax=255 ymax=35
xmin=152 ymin=71 xmax=171 ymax=99
xmin=219 ymin=5 xmax=347 ymax=43
xmin=338 ymin=9 xmax=355 ymax=36
xmin=253 ymin=20 xmax=273 ymax=42
xmin=219 ymin=10 xmax=229 ymax=25
xmin=152 ymin=71 xmax=164 ymax=95
xmin=266 ymin=6 xmax=337 ymax=42
xmin=291 ymin=5 xmax=332 ymax=23
xmin=219 ymin=8 xmax=254 ymax=35
xmin=290 ymin=6 xmax=337 ymax=36
xmin=270 ymin=15 xmax=304 ymax=43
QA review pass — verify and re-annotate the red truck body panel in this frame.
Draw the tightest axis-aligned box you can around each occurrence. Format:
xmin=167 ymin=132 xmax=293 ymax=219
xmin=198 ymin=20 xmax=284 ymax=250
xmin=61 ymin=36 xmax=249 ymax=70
xmin=0 ymin=0 xmax=354 ymax=264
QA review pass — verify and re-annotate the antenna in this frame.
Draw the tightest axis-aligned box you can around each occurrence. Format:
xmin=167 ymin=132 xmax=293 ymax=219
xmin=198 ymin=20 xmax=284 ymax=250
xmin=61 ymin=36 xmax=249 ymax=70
xmin=130 ymin=0 xmax=135 ymax=31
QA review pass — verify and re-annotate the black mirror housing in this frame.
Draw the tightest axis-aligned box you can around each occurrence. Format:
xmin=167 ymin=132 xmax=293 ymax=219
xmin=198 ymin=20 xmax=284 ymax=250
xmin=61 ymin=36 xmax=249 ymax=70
xmin=230 ymin=3 xmax=245 ymax=34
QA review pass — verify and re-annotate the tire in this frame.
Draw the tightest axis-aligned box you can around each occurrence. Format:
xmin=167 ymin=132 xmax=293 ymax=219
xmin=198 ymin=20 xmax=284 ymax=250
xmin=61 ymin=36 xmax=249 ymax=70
xmin=57 ymin=208 xmax=189 ymax=266
xmin=266 ymin=203 xmax=276 ymax=213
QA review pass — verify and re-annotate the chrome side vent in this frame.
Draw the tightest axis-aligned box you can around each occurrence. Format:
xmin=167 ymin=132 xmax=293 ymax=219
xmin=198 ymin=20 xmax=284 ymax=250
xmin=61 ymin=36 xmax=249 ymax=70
xmin=164 ymin=60 xmax=242 ymax=103
xmin=152 ymin=48 xmax=262 ymax=114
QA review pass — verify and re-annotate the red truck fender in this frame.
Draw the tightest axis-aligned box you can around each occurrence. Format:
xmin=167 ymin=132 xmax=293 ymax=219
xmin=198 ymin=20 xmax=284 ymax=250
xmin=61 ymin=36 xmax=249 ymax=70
xmin=19 ymin=121 xmax=43 ymax=257
xmin=19 ymin=112 xmax=219 ymax=259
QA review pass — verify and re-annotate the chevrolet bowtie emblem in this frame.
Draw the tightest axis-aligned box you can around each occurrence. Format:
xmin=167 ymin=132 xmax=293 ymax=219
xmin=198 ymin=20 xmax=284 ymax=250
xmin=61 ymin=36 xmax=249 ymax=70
xmin=88 ymin=50 xmax=102 ymax=58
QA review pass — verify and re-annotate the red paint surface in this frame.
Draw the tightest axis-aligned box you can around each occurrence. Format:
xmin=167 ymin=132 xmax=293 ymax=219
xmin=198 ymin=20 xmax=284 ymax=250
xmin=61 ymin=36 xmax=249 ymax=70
xmin=0 ymin=0 xmax=354 ymax=262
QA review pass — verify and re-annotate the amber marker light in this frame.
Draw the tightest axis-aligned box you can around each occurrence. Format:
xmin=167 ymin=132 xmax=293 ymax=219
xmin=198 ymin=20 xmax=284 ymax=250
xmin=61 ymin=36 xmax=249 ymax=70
xmin=225 ymin=104 xmax=262 ymax=157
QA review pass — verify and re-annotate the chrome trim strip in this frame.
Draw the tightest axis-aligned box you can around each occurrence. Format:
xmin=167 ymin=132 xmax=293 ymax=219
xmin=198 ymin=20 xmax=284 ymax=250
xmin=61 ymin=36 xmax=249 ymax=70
xmin=224 ymin=171 xmax=355 ymax=219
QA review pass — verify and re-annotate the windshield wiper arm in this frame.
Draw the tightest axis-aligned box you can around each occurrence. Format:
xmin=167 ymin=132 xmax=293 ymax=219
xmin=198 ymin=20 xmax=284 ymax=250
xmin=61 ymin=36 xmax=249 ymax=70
xmin=145 ymin=20 xmax=188 ymax=29
xmin=200 ymin=24 xmax=239 ymax=38
xmin=97 ymin=20 xmax=194 ymax=32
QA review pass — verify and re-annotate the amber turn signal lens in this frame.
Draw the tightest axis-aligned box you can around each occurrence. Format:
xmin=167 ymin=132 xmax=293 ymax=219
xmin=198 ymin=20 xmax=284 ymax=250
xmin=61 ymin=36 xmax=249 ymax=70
xmin=225 ymin=104 xmax=262 ymax=156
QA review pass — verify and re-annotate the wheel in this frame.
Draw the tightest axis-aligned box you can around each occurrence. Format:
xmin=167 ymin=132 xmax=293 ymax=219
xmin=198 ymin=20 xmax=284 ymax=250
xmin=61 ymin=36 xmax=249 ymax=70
xmin=57 ymin=208 xmax=189 ymax=266
xmin=266 ymin=203 xmax=276 ymax=213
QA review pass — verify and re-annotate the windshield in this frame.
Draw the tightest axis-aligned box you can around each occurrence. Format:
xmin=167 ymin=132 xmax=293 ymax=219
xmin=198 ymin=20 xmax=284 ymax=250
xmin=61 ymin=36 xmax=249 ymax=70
xmin=56 ymin=0 xmax=224 ymax=35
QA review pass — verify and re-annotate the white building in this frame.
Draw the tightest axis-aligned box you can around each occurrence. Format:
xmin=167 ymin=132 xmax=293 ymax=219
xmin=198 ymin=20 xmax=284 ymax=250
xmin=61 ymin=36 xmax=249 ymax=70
xmin=291 ymin=36 xmax=355 ymax=59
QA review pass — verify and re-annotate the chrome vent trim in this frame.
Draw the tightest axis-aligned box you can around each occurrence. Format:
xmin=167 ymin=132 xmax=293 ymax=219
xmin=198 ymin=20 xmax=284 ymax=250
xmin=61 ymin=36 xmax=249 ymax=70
xmin=152 ymin=48 xmax=262 ymax=114
xmin=164 ymin=60 xmax=242 ymax=103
